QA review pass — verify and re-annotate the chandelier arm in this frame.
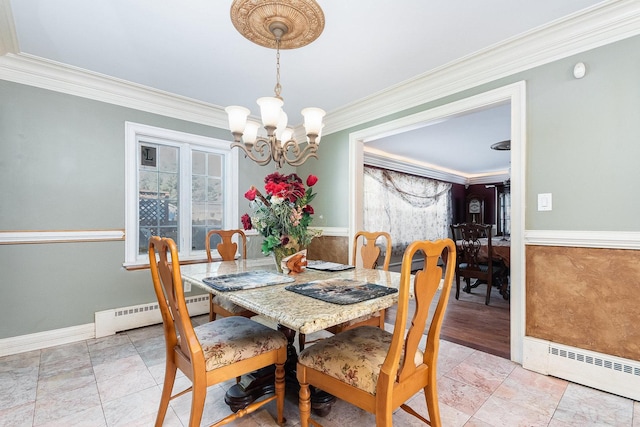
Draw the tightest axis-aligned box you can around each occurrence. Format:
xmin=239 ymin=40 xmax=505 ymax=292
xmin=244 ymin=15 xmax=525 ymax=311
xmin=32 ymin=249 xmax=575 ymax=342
xmin=231 ymin=138 xmax=275 ymax=166
xmin=280 ymin=138 xmax=303 ymax=156
xmin=280 ymin=140 xmax=319 ymax=166
xmin=286 ymin=151 xmax=319 ymax=167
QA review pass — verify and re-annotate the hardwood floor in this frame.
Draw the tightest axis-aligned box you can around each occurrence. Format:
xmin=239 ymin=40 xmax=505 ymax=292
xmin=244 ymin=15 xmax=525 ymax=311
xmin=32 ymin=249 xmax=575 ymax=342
xmin=440 ymin=282 xmax=510 ymax=359
xmin=386 ymin=280 xmax=510 ymax=359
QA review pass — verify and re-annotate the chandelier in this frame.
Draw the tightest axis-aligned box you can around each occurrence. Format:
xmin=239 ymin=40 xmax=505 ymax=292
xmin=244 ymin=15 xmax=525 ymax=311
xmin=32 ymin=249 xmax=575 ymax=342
xmin=225 ymin=0 xmax=326 ymax=168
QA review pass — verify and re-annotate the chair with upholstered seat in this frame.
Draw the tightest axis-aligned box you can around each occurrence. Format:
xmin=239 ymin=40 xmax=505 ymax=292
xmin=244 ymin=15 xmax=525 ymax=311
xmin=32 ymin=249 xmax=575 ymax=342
xmin=450 ymin=222 xmax=506 ymax=305
xmin=327 ymin=230 xmax=392 ymax=332
xmin=296 ymin=238 xmax=456 ymax=427
xmin=352 ymin=230 xmax=392 ymax=270
xmin=149 ymin=236 xmax=287 ymax=427
xmin=298 ymin=231 xmax=392 ymax=350
xmin=205 ymin=229 xmax=256 ymax=321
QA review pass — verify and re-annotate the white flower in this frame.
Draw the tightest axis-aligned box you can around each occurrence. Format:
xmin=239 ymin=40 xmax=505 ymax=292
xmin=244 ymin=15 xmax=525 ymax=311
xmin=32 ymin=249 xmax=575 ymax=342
xmin=270 ymin=196 xmax=284 ymax=205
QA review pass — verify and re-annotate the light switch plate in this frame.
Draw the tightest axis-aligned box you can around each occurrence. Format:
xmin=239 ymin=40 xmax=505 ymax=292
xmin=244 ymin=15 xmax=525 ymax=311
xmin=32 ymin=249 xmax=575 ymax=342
xmin=538 ymin=193 xmax=552 ymax=211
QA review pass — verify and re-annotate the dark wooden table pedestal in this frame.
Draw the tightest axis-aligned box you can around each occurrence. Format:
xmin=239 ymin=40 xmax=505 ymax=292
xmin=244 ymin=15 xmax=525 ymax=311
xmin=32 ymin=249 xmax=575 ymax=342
xmin=224 ymin=324 xmax=336 ymax=416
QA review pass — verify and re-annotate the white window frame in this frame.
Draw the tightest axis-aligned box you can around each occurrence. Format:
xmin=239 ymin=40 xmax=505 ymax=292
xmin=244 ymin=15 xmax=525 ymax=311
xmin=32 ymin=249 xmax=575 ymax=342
xmin=124 ymin=122 xmax=238 ymax=267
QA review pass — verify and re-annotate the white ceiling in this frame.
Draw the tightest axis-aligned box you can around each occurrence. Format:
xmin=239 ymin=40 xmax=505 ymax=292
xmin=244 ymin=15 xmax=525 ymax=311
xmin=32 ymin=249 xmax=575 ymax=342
xmin=5 ymin=0 xmax=605 ymax=174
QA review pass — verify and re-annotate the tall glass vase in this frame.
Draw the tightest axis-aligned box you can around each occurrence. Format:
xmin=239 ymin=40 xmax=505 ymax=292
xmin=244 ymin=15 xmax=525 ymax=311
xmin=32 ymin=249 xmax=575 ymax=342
xmin=272 ymin=246 xmax=299 ymax=273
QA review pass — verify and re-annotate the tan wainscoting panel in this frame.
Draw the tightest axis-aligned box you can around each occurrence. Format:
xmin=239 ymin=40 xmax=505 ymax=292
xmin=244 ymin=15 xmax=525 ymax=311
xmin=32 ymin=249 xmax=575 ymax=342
xmin=526 ymin=245 xmax=640 ymax=361
xmin=308 ymin=235 xmax=348 ymax=264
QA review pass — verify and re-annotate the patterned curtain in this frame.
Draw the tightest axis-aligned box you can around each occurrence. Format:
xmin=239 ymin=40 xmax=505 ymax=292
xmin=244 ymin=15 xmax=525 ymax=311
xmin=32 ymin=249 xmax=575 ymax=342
xmin=363 ymin=166 xmax=452 ymax=256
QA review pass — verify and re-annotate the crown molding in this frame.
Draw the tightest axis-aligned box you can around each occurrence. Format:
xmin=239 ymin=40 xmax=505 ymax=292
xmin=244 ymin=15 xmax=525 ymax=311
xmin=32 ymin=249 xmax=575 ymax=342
xmin=0 ymin=53 xmax=229 ymax=129
xmin=364 ymin=149 xmax=510 ymax=185
xmin=325 ymin=0 xmax=640 ymax=135
xmin=1 ymin=1 xmax=638 ymax=134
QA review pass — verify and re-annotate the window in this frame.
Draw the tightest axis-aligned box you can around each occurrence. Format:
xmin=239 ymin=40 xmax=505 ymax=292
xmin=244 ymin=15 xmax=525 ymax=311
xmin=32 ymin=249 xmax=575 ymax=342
xmin=125 ymin=122 xmax=238 ymax=267
xmin=363 ymin=166 xmax=452 ymax=257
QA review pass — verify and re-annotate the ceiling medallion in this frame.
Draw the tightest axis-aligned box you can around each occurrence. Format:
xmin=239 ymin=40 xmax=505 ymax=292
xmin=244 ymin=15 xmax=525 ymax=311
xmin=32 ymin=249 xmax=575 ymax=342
xmin=230 ymin=0 xmax=325 ymax=49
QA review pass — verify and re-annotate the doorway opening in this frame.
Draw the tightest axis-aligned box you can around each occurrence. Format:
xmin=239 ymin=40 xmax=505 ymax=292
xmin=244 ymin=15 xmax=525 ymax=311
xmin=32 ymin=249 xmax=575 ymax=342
xmin=348 ymin=82 xmax=526 ymax=363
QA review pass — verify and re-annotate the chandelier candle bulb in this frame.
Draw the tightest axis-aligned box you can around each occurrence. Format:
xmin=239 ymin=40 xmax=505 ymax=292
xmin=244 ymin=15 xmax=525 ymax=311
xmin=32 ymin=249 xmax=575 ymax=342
xmin=243 ymin=121 xmax=260 ymax=146
xmin=281 ymin=128 xmax=294 ymax=144
xmin=301 ymin=107 xmax=326 ymax=142
xmin=225 ymin=106 xmax=250 ymax=140
xmin=257 ymin=97 xmax=284 ymax=129
xmin=275 ymin=111 xmax=289 ymax=140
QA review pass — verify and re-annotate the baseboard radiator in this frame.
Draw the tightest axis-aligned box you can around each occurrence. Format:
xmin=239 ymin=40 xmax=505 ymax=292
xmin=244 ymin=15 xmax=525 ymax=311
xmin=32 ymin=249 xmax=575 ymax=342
xmin=95 ymin=296 xmax=209 ymax=338
xmin=523 ymin=337 xmax=640 ymax=401
xmin=0 ymin=297 xmax=209 ymax=357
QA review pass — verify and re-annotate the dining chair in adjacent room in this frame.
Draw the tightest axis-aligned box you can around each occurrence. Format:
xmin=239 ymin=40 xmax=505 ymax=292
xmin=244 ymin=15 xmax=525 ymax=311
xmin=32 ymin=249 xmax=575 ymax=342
xmin=149 ymin=236 xmax=287 ymax=427
xmin=298 ymin=230 xmax=393 ymax=350
xmin=296 ymin=238 xmax=456 ymax=427
xmin=205 ymin=229 xmax=256 ymax=321
xmin=450 ymin=222 xmax=505 ymax=305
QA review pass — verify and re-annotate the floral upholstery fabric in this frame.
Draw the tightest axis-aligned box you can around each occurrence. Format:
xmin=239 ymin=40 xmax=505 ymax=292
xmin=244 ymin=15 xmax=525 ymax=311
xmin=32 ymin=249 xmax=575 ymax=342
xmin=194 ymin=316 xmax=287 ymax=371
xmin=298 ymin=326 xmax=423 ymax=395
xmin=212 ymin=295 xmax=250 ymax=314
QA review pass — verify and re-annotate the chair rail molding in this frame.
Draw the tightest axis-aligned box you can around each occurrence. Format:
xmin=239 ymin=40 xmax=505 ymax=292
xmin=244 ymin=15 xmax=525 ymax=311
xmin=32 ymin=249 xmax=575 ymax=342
xmin=0 ymin=229 xmax=125 ymax=244
xmin=524 ymin=230 xmax=640 ymax=250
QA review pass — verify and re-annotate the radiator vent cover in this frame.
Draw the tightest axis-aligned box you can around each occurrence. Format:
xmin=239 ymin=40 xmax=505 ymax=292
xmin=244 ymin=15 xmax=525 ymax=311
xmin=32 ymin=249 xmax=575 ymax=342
xmin=95 ymin=296 xmax=209 ymax=338
xmin=549 ymin=345 xmax=640 ymax=377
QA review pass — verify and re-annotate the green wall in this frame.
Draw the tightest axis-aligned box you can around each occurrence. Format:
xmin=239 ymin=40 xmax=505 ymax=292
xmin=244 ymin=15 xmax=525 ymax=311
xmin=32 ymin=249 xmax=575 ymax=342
xmin=0 ymin=81 xmax=263 ymax=338
xmin=2 ymin=33 xmax=640 ymax=339
xmin=308 ymin=35 xmax=640 ymax=232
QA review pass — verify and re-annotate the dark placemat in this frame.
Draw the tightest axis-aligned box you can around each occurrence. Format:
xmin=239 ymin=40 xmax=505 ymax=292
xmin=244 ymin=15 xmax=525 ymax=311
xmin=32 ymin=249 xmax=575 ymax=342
xmin=306 ymin=260 xmax=355 ymax=271
xmin=203 ymin=270 xmax=295 ymax=292
xmin=285 ymin=278 xmax=397 ymax=305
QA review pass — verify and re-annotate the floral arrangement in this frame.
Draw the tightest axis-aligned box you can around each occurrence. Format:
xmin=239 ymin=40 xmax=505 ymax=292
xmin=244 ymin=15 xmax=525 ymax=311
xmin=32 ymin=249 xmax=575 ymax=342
xmin=241 ymin=172 xmax=321 ymax=256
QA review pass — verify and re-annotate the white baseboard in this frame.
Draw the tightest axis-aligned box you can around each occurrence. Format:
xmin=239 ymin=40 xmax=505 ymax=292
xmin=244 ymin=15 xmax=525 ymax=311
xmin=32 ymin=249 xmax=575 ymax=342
xmin=523 ymin=336 xmax=640 ymax=401
xmin=0 ymin=297 xmax=210 ymax=357
xmin=0 ymin=323 xmax=95 ymax=357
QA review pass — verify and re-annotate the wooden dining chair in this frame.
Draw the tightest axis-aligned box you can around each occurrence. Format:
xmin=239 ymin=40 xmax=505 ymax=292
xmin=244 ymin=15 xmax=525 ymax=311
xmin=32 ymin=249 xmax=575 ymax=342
xmin=352 ymin=230 xmax=393 ymax=271
xmin=329 ymin=230 xmax=393 ymax=331
xmin=205 ymin=229 xmax=256 ymax=321
xmin=297 ymin=238 xmax=456 ymax=427
xmin=298 ymin=231 xmax=392 ymax=350
xmin=450 ymin=222 xmax=506 ymax=305
xmin=149 ymin=236 xmax=287 ymax=427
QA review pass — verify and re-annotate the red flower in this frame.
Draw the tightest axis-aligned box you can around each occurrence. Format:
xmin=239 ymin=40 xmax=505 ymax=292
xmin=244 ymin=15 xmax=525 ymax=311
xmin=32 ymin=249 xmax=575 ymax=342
xmin=244 ymin=187 xmax=257 ymax=201
xmin=241 ymin=213 xmax=252 ymax=230
xmin=306 ymin=174 xmax=318 ymax=187
xmin=264 ymin=172 xmax=305 ymax=202
xmin=303 ymin=205 xmax=314 ymax=214
xmin=265 ymin=181 xmax=287 ymax=197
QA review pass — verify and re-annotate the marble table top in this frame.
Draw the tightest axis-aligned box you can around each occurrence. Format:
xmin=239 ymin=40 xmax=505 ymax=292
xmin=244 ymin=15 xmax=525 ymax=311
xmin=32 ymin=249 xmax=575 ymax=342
xmin=180 ymin=258 xmax=402 ymax=334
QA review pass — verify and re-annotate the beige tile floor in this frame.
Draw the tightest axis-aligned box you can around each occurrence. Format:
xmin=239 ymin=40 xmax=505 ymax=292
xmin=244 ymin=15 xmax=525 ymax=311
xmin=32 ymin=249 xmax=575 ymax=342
xmin=1 ymin=314 xmax=639 ymax=427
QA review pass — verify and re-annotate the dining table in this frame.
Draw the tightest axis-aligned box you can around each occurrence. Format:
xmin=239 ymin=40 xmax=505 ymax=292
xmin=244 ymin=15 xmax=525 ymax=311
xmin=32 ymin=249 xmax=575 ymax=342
xmin=180 ymin=257 xmax=403 ymax=415
xmin=481 ymin=236 xmax=511 ymax=268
